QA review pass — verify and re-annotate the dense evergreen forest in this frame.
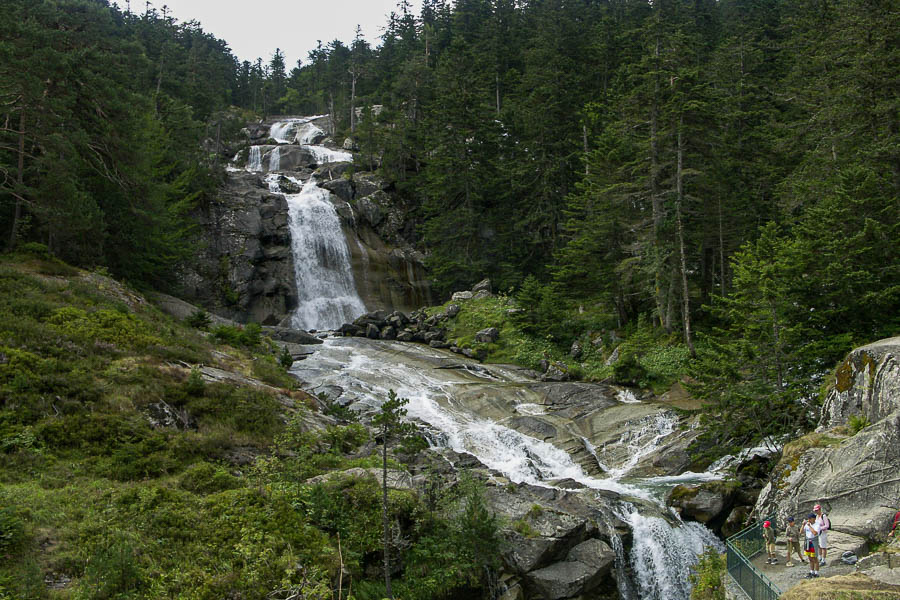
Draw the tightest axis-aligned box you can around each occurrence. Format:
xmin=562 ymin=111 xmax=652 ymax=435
xmin=1 ymin=0 xmax=898 ymax=450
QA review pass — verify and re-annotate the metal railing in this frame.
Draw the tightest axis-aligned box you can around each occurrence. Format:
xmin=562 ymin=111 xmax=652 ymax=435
xmin=726 ymin=516 xmax=783 ymax=600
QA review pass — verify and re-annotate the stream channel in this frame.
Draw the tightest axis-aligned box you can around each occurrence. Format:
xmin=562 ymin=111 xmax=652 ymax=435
xmin=243 ymin=116 xmax=726 ymax=600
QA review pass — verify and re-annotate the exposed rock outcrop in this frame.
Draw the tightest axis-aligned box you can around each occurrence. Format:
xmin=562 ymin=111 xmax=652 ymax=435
xmin=314 ymin=167 xmax=432 ymax=314
xmin=178 ymin=170 xmax=298 ymax=325
xmin=755 ymin=337 xmax=900 ymax=542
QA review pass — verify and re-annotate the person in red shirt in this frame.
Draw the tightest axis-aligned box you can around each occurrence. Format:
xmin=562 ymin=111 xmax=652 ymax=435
xmin=889 ymin=510 xmax=900 ymax=537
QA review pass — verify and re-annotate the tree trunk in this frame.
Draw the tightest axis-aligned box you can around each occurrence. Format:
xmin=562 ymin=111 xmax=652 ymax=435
xmin=350 ymin=69 xmax=357 ymax=133
xmin=718 ymin=196 xmax=726 ymax=296
xmin=651 ymin=31 xmax=666 ymax=329
xmin=676 ymin=120 xmax=695 ymax=357
xmin=8 ymin=111 xmax=25 ymax=250
xmin=381 ymin=427 xmax=393 ymax=599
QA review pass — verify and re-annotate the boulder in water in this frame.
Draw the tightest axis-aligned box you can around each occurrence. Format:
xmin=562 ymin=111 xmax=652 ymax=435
xmin=366 ymin=323 xmax=380 ymax=339
xmin=667 ymin=481 xmax=738 ymax=525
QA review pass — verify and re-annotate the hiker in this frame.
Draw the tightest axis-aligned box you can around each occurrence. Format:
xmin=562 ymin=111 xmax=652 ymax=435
xmin=802 ymin=513 xmax=820 ymax=578
xmin=814 ymin=504 xmax=831 ymax=565
xmin=763 ymin=520 xmax=777 ymax=564
xmin=785 ymin=516 xmax=803 ymax=566
xmin=889 ymin=508 xmax=900 ymax=537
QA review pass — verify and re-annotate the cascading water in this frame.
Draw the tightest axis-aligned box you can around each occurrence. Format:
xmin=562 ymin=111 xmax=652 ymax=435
xmin=247 ymin=146 xmax=262 ymax=171
xmin=284 ymin=179 xmax=366 ymax=330
xmin=291 ymin=338 xmax=726 ymax=600
xmin=617 ymin=503 xmax=724 ymax=600
xmin=237 ymin=116 xmax=368 ymax=330
xmin=268 ymin=146 xmax=281 ymax=172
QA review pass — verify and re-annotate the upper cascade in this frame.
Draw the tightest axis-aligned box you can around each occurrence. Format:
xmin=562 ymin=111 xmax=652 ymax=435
xmin=237 ymin=115 xmax=352 ymax=173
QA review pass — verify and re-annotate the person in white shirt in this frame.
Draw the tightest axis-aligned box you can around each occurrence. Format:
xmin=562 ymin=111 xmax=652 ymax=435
xmin=814 ymin=504 xmax=831 ymax=565
xmin=802 ymin=513 xmax=820 ymax=578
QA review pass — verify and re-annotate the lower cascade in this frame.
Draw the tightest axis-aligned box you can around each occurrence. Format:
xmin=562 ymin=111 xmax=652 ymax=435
xmin=291 ymin=337 xmax=725 ymax=600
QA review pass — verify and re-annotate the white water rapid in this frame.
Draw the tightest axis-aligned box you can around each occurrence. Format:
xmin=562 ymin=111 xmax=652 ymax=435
xmin=291 ymin=338 xmax=725 ymax=600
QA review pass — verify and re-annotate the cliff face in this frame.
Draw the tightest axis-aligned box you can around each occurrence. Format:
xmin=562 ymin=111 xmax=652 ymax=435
xmin=178 ymin=170 xmax=298 ymax=325
xmin=319 ymin=166 xmax=432 ymax=314
xmin=755 ymin=337 xmax=900 ymax=541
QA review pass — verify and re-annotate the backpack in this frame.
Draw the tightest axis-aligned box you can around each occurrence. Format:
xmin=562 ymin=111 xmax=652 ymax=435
xmin=823 ymin=514 xmax=831 ymax=530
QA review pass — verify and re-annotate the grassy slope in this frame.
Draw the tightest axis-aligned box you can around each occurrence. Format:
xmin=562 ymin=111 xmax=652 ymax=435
xmin=0 ymin=253 xmax=491 ymax=600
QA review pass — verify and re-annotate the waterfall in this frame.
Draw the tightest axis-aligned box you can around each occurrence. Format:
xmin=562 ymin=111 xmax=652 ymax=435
xmin=269 ymin=116 xmax=328 ymax=143
xmin=247 ymin=146 xmax=262 ymax=171
xmin=304 ymin=145 xmax=353 ymax=164
xmin=616 ymin=503 xmax=724 ymax=600
xmin=285 ymin=179 xmax=366 ymax=330
xmin=268 ymin=146 xmax=281 ymax=172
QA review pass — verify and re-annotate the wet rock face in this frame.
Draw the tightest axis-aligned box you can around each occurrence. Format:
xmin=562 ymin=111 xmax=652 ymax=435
xmin=313 ymin=168 xmax=432 ymax=314
xmin=178 ymin=170 xmax=298 ymax=325
xmin=756 ymin=337 xmax=900 ymax=540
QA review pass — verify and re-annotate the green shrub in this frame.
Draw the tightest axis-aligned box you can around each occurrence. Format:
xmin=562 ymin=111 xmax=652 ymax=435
xmin=47 ymin=307 xmax=161 ymax=349
xmin=689 ymin=547 xmax=726 ymax=600
xmin=183 ymin=367 xmax=205 ymax=396
xmin=279 ymin=345 xmax=294 ymax=369
xmin=612 ymin=352 xmax=647 ymax=386
xmin=179 ymin=461 xmax=240 ymax=494
xmin=211 ymin=323 xmax=262 ymax=349
xmin=78 ymin=536 xmax=144 ymax=600
xmin=17 ymin=242 xmax=52 ymax=260
xmin=186 ymin=309 xmax=212 ymax=330
xmin=251 ymin=353 xmax=295 ymax=388
xmin=848 ymin=414 xmax=870 ymax=435
xmin=0 ymin=507 xmax=25 ymax=553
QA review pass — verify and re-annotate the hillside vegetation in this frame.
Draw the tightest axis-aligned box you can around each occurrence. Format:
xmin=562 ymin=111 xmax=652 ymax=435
xmin=0 ymin=249 xmax=497 ymax=600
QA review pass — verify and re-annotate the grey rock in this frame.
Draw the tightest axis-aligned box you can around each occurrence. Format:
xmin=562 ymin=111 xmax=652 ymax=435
xmin=472 ymin=278 xmax=492 ymax=294
xmin=366 ymin=323 xmax=380 ymax=339
xmin=452 ymin=290 xmax=474 ymax=301
xmin=570 ymin=342 xmax=583 ymax=360
xmin=542 ymin=364 xmax=571 ymax=382
xmin=473 ymin=289 xmax=492 ymax=299
xmin=320 ymin=177 xmax=354 ymax=202
xmin=445 ymin=304 xmax=461 ymax=318
xmin=604 ymin=347 xmax=620 ymax=366
xmin=380 ymin=326 xmax=397 ymax=340
xmin=262 ymin=326 xmax=323 ymax=345
xmin=667 ymin=483 xmax=734 ymax=524
xmin=429 ymin=340 xmax=450 ymax=349
xmin=314 ymin=162 xmax=354 ymax=180
xmin=820 ymin=337 xmax=900 ymax=429
xmin=508 ymin=416 xmax=557 ymax=440
xmin=475 ymin=327 xmax=500 ymax=343
xmin=424 ymin=330 xmax=445 ymax=343
xmin=525 ymin=538 xmax=616 ymax=600
xmin=342 ymin=137 xmax=356 ymax=150
xmin=356 ymin=194 xmax=384 ymax=227
xmin=352 ymin=172 xmax=388 ymax=199
xmin=755 ymin=337 xmax=900 ymax=540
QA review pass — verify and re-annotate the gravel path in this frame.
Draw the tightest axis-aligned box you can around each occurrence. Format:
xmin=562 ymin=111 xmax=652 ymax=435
xmin=752 ymin=549 xmax=857 ymax=595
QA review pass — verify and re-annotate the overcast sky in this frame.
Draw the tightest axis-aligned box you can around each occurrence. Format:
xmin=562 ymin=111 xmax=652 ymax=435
xmin=141 ymin=0 xmax=422 ymax=68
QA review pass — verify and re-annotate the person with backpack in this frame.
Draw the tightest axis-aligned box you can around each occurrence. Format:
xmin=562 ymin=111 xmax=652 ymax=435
xmin=814 ymin=504 xmax=831 ymax=565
